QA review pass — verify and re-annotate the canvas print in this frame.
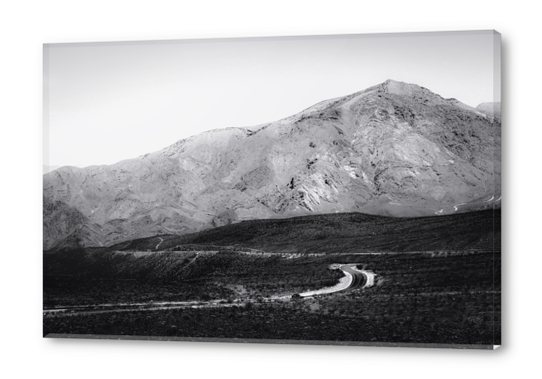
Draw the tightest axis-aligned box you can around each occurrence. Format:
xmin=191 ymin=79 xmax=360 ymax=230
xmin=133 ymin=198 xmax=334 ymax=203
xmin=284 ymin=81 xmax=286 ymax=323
xmin=43 ymin=31 xmax=501 ymax=349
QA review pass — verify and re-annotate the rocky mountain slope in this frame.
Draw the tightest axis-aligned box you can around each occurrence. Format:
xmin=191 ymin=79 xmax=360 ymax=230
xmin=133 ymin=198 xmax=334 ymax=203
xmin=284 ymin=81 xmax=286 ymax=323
xmin=43 ymin=80 xmax=501 ymax=250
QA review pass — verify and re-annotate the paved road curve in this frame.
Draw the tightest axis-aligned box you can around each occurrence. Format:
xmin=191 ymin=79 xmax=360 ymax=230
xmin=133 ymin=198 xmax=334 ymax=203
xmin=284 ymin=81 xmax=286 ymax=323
xmin=300 ymin=264 xmax=374 ymax=297
xmin=44 ymin=263 xmax=375 ymax=317
xmin=341 ymin=265 xmax=367 ymax=289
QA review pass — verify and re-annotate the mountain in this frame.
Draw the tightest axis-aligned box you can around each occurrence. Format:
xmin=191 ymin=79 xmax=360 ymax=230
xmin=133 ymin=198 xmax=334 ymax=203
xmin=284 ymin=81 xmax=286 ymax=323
xmin=43 ymin=80 xmax=501 ymax=250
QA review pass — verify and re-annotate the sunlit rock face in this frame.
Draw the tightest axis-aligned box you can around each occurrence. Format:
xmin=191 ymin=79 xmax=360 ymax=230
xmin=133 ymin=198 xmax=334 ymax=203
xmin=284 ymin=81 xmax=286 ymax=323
xmin=43 ymin=80 xmax=501 ymax=249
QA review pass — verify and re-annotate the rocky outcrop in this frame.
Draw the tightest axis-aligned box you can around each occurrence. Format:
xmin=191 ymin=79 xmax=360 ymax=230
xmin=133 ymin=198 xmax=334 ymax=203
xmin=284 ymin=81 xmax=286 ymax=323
xmin=43 ymin=80 xmax=501 ymax=249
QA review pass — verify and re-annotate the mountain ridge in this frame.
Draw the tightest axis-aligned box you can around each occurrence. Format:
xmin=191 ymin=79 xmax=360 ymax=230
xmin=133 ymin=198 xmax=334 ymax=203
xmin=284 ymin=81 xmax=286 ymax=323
xmin=44 ymin=80 xmax=501 ymax=249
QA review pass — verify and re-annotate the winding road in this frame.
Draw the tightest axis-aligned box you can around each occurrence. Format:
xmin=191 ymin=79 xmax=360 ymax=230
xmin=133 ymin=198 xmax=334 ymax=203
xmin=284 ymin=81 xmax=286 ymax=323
xmin=299 ymin=264 xmax=374 ymax=297
xmin=44 ymin=262 xmax=375 ymax=317
xmin=155 ymin=237 xmax=164 ymax=250
xmin=341 ymin=265 xmax=369 ymax=288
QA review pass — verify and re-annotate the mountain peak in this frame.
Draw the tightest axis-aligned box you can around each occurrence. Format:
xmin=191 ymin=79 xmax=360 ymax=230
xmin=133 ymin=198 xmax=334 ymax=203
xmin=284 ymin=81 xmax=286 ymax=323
xmin=380 ymin=79 xmax=424 ymax=96
xmin=382 ymin=78 xmax=405 ymax=85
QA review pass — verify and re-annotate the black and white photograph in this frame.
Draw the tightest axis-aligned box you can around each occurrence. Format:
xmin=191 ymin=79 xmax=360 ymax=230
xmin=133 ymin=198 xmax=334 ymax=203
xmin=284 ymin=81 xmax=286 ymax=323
xmin=42 ymin=30 xmax=501 ymax=348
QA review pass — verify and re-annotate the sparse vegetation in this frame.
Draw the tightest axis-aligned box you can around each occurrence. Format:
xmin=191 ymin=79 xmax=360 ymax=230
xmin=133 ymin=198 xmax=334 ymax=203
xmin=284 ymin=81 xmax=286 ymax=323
xmin=44 ymin=209 xmax=500 ymax=347
xmin=106 ymin=209 xmax=499 ymax=254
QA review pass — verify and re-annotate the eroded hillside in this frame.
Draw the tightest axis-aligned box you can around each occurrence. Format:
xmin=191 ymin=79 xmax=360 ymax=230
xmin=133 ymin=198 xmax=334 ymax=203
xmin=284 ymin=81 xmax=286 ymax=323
xmin=44 ymin=80 xmax=501 ymax=249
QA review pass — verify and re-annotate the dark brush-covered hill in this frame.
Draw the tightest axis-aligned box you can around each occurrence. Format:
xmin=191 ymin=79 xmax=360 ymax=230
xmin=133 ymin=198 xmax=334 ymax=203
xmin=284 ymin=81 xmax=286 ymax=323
xmin=100 ymin=209 xmax=500 ymax=255
xmin=44 ymin=80 xmax=501 ymax=249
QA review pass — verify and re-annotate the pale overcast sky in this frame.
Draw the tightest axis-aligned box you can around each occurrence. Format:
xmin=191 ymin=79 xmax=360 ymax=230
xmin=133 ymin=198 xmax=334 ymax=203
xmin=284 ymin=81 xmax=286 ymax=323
xmin=44 ymin=30 xmax=500 ymax=169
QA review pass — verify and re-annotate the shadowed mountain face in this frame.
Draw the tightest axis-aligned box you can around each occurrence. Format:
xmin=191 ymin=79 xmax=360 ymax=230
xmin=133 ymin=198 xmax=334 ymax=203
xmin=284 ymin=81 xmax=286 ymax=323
xmin=43 ymin=80 xmax=501 ymax=249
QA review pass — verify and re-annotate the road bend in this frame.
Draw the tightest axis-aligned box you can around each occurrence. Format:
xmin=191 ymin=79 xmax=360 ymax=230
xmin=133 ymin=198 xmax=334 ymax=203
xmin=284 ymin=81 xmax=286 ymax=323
xmin=44 ymin=263 xmax=375 ymax=317
xmin=299 ymin=264 xmax=374 ymax=297
xmin=155 ymin=237 xmax=164 ymax=250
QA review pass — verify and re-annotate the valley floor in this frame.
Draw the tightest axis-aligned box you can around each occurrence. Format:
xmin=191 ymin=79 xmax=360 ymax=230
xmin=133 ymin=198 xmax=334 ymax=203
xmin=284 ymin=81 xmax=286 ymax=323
xmin=43 ymin=248 xmax=500 ymax=347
